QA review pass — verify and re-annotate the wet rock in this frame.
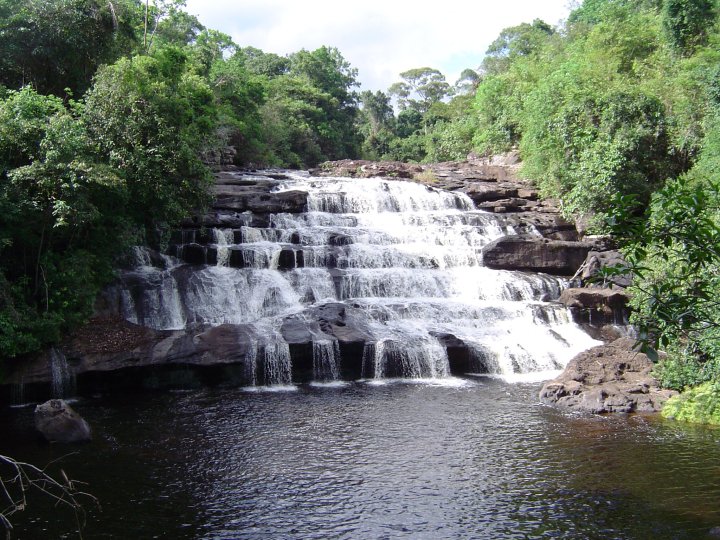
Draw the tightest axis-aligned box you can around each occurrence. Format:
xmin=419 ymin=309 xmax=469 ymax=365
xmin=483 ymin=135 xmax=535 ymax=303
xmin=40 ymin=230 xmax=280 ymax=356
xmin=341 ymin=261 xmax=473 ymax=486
xmin=539 ymin=337 xmax=678 ymax=414
xmin=278 ymin=248 xmax=305 ymax=270
xmin=559 ymin=287 xmax=630 ymax=327
xmin=180 ymin=243 xmax=207 ymax=265
xmin=578 ymin=250 xmax=632 ymax=288
xmin=462 ymin=183 xmax=518 ymax=203
xmin=35 ymin=399 xmax=91 ymax=443
xmin=482 ymin=235 xmax=592 ymax=275
xmin=214 ymin=189 xmax=307 ymax=214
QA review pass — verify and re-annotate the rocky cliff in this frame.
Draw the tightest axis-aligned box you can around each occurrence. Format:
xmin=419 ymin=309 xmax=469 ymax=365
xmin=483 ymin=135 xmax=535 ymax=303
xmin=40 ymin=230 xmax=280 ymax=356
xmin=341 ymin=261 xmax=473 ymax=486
xmin=1 ymin=157 xmax=623 ymax=399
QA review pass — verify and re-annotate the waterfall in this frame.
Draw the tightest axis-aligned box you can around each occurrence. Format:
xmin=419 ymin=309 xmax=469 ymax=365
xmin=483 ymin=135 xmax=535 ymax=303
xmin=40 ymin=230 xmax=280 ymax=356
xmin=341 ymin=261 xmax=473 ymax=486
xmin=116 ymin=171 xmax=600 ymax=385
xmin=213 ymin=228 xmax=234 ymax=266
xmin=260 ymin=341 xmax=292 ymax=386
xmin=242 ymin=332 xmax=293 ymax=387
xmin=312 ymin=339 xmax=341 ymax=381
xmin=49 ymin=347 xmax=76 ymax=398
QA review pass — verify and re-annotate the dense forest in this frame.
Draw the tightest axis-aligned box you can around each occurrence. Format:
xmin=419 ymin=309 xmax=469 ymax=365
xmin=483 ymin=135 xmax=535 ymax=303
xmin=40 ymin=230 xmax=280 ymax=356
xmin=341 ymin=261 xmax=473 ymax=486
xmin=1 ymin=0 xmax=719 ymax=420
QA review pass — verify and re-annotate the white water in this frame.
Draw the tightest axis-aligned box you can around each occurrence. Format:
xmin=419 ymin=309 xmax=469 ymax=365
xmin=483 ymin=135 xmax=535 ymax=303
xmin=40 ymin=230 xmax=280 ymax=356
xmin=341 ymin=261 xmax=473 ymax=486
xmin=49 ymin=347 xmax=76 ymax=398
xmin=117 ymin=172 xmax=600 ymax=384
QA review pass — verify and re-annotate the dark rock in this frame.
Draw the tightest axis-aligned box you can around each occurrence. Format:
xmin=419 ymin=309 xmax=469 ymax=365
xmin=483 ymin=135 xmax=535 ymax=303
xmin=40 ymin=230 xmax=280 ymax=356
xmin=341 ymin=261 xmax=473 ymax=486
xmin=430 ymin=332 xmax=475 ymax=374
xmin=463 ymin=183 xmax=518 ymax=203
xmin=214 ymin=189 xmax=307 ymax=214
xmin=35 ymin=399 xmax=91 ymax=443
xmin=519 ymin=214 xmax=579 ymax=241
xmin=181 ymin=244 xmax=207 ymax=265
xmin=278 ymin=248 xmax=301 ymax=270
xmin=482 ymin=235 xmax=592 ymax=275
xmin=578 ymin=250 xmax=632 ymax=288
xmin=228 ymin=247 xmax=247 ymax=268
xmin=559 ymin=287 xmax=630 ymax=327
xmin=539 ymin=337 xmax=678 ymax=414
xmin=328 ymin=233 xmax=354 ymax=246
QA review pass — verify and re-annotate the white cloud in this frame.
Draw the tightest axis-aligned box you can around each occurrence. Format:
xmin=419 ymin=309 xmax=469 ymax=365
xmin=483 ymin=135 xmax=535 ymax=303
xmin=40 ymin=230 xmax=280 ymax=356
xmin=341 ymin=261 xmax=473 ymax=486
xmin=184 ymin=0 xmax=572 ymax=91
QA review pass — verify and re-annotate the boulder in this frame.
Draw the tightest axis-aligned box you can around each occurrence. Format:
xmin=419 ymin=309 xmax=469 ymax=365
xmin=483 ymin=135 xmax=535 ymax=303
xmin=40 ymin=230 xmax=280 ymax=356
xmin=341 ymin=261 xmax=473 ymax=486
xmin=213 ymin=189 xmax=307 ymax=214
xmin=482 ymin=235 xmax=592 ymax=275
xmin=578 ymin=250 xmax=632 ymax=288
xmin=35 ymin=399 xmax=91 ymax=443
xmin=539 ymin=337 xmax=678 ymax=413
xmin=558 ymin=287 xmax=630 ymax=327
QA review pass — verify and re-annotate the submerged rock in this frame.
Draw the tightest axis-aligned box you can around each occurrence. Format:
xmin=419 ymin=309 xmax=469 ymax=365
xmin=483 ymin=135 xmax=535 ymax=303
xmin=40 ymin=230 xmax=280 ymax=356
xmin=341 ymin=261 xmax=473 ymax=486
xmin=35 ymin=399 xmax=91 ymax=443
xmin=539 ymin=337 xmax=677 ymax=413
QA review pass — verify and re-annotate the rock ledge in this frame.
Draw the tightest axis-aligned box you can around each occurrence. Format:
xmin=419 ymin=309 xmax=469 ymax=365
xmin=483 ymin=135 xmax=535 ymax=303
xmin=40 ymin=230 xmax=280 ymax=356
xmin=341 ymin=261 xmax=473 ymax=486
xmin=539 ymin=337 xmax=677 ymax=413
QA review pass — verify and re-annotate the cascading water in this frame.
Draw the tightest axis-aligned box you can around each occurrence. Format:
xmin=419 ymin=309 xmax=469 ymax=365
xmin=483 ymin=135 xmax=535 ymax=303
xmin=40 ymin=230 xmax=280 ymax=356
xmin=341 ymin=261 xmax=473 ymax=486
xmin=116 ymin=171 xmax=600 ymax=386
xmin=312 ymin=339 xmax=341 ymax=382
xmin=49 ymin=347 xmax=76 ymax=398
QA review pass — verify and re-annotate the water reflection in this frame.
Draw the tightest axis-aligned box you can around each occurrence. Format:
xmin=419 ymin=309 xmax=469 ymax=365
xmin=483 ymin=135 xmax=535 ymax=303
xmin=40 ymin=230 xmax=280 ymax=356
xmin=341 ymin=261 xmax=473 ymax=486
xmin=1 ymin=381 xmax=719 ymax=539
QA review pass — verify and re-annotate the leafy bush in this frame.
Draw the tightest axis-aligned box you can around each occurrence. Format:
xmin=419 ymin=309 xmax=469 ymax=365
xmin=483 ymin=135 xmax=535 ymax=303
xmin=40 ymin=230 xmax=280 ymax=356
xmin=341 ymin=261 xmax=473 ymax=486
xmin=662 ymin=382 xmax=720 ymax=424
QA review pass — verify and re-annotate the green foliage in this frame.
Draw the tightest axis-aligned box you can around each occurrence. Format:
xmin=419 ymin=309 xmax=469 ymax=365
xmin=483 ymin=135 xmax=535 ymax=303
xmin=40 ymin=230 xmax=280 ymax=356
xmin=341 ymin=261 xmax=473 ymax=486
xmin=83 ymin=48 xmax=215 ymax=233
xmin=388 ymin=68 xmax=451 ymax=114
xmin=482 ymin=19 xmax=556 ymax=75
xmin=358 ymin=90 xmax=396 ymax=159
xmin=662 ymin=0 xmax=717 ymax=53
xmin=150 ymin=1 xmax=205 ymax=49
xmin=654 ymin=346 xmax=720 ymax=389
xmin=0 ymin=88 xmax=129 ymax=358
xmin=662 ymin=382 xmax=720 ymax=424
xmin=208 ymin=54 xmax=267 ymax=164
xmin=256 ymin=46 xmax=361 ymax=167
xmin=524 ymin=89 xmax=675 ymax=223
xmin=0 ymin=0 xmax=138 ymax=96
xmin=237 ymin=47 xmax=290 ymax=78
xmin=453 ymin=69 xmax=481 ymax=95
xmin=473 ymin=73 xmax=526 ymax=154
xmin=601 ymin=119 xmax=720 ymax=387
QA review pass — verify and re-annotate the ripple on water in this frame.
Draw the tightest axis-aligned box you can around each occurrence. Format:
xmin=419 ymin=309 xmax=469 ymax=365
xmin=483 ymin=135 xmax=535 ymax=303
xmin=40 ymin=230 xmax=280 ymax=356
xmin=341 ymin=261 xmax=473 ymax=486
xmin=1 ymin=382 xmax=719 ymax=539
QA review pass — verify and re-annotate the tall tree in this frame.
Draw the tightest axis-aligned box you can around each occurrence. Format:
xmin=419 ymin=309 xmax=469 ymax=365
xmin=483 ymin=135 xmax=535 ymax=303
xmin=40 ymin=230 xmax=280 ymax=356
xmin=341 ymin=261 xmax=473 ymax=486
xmin=388 ymin=68 xmax=452 ymax=114
xmin=481 ymin=19 xmax=555 ymax=76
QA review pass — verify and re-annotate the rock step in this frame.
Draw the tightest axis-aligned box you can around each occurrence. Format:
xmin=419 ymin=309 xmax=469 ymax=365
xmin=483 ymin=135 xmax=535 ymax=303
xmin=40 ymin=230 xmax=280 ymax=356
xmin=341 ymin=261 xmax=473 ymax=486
xmin=539 ymin=337 xmax=678 ymax=414
xmin=482 ymin=235 xmax=593 ymax=276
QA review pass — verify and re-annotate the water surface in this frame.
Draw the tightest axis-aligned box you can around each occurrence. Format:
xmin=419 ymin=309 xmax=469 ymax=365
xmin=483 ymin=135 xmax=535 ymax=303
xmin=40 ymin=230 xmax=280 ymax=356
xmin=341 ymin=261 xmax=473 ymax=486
xmin=3 ymin=380 xmax=720 ymax=539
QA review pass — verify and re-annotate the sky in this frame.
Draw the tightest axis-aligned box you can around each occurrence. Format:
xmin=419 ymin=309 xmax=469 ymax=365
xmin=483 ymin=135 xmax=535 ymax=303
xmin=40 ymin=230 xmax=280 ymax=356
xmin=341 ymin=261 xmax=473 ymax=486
xmin=184 ymin=0 xmax=573 ymax=92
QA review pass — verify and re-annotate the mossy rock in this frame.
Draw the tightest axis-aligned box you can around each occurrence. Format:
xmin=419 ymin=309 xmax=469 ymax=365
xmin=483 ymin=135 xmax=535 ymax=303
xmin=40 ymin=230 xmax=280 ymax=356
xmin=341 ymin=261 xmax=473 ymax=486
xmin=662 ymin=382 xmax=720 ymax=425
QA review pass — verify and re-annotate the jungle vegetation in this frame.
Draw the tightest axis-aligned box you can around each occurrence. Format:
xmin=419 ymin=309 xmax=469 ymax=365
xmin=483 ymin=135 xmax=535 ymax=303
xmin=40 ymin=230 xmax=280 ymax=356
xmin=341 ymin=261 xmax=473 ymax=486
xmin=1 ymin=0 xmax=719 ymax=421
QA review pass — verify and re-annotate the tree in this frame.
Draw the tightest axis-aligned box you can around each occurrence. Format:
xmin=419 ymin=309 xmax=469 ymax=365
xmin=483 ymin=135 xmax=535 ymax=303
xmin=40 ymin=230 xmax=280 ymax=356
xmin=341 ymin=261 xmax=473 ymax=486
xmin=188 ymin=29 xmax=236 ymax=77
xmin=237 ymin=47 xmax=290 ymax=78
xmin=0 ymin=0 xmax=138 ymax=97
xmin=83 ymin=47 xmax=216 ymax=238
xmin=481 ymin=19 xmax=555 ymax=75
xmin=276 ymin=46 xmax=361 ymax=162
xmin=209 ymin=54 xmax=267 ymax=164
xmin=358 ymin=90 xmax=396 ymax=159
xmin=0 ymin=88 xmax=127 ymax=357
xmin=150 ymin=0 xmax=204 ymax=49
xmin=454 ymin=68 xmax=481 ymax=95
xmin=388 ymin=68 xmax=451 ymax=114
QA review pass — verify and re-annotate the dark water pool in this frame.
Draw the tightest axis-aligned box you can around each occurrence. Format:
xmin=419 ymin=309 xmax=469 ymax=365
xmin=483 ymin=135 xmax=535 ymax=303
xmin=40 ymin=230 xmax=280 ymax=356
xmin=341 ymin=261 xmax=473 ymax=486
xmin=2 ymin=378 xmax=720 ymax=539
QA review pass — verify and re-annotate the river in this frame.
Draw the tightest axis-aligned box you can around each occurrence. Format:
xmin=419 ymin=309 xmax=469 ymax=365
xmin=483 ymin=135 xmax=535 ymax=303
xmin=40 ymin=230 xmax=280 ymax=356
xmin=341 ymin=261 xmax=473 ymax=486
xmin=3 ymin=379 xmax=720 ymax=539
